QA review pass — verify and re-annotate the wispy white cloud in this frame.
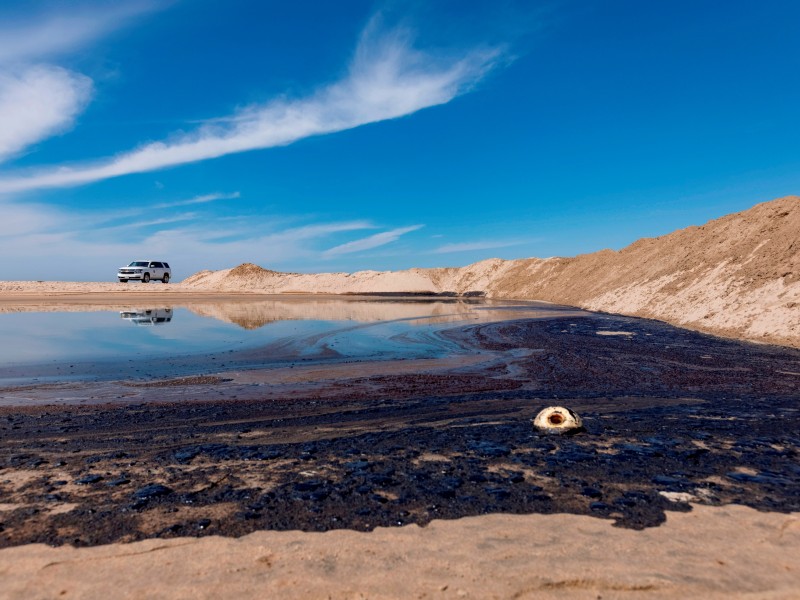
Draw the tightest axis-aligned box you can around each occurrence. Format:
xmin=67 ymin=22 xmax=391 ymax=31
xmin=97 ymin=213 xmax=201 ymax=232
xmin=323 ymin=225 xmax=423 ymax=257
xmin=0 ymin=2 xmax=162 ymax=166
xmin=0 ymin=66 xmax=92 ymax=163
xmin=433 ymin=239 xmax=523 ymax=254
xmin=0 ymin=194 xmax=376 ymax=279
xmin=0 ymin=2 xmax=160 ymax=64
xmin=265 ymin=221 xmax=374 ymax=242
xmin=0 ymin=22 xmax=502 ymax=193
xmin=0 ymin=198 xmax=61 ymax=237
xmin=0 ymin=190 xmax=242 ymax=238
xmin=153 ymin=191 xmax=240 ymax=209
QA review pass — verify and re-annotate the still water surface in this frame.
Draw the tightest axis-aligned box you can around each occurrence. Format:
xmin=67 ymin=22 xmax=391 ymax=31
xmin=0 ymin=297 xmax=586 ymax=385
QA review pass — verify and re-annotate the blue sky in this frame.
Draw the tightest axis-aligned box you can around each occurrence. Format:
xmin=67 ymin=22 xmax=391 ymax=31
xmin=1 ymin=0 xmax=799 ymax=281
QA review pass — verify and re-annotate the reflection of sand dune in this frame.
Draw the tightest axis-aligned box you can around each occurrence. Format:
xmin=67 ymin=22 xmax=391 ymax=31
xmin=0 ymin=298 xmax=577 ymax=330
xmin=186 ymin=298 xmax=482 ymax=328
xmin=186 ymin=298 xmax=583 ymax=329
xmin=0 ymin=299 xmax=480 ymax=324
xmin=0 ymin=304 xmax=170 ymax=314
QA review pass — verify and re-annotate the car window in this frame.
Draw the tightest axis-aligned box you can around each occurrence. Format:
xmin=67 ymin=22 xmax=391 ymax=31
xmin=130 ymin=262 xmax=148 ymax=267
xmin=163 ymin=263 xmax=170 ymax=269
xmin=152 ymin=262 xmax=163 ymax=268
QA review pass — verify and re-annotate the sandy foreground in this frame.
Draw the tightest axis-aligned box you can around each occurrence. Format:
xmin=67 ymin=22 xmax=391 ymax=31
xmin=2 ymin=504 xmax=798 ymax=599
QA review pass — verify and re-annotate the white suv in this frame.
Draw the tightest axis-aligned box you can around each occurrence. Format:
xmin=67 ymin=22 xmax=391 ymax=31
xmin=117 ymin=260 xmax=171 ymax=283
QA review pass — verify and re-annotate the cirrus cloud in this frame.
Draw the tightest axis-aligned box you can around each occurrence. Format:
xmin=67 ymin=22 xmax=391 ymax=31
xmin=433 ymin=239 xmax=524 ymax=254
xmin=0 ymin=2 xmax=163 ymax=166
xmin=0 ymin=24 xmax=502 ymax=193
xmin=0 ymin=66 xmax=92 ymax=163
xmin=0 ymin=1 xmax=161 ymax=65
xmin=323 ymin=225 xmax=424 ymax=257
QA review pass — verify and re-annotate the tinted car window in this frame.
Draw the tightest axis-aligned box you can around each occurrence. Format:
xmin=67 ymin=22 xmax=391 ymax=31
xmin=152 ymin=262 xmax=163 ymax=268
xmin=163 ymin=263 xmax=170 ymax=269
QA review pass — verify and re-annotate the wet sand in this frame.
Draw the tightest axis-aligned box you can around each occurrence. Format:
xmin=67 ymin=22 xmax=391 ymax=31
xmin=1 ymin=303 xmax=800 ymax=597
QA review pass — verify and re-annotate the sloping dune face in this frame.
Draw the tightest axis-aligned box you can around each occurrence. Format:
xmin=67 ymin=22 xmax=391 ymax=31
xmin=182 ymin=196 xmax=800 ymax=347
xmin=487 ymin=196 xmax=800 ymax=346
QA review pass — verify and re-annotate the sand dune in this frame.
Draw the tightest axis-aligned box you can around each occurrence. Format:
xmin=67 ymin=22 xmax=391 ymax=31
xmin=182 ymin=196 xmax=800 ymax=347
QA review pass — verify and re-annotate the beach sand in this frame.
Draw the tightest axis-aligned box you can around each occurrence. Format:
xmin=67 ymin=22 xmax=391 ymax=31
xmin=3 ymin=504 xmax=799 ymax=599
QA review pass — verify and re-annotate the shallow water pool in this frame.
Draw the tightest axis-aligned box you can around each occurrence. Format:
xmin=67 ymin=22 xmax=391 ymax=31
xmin=0 ymin=296 xmax=587 ymax=385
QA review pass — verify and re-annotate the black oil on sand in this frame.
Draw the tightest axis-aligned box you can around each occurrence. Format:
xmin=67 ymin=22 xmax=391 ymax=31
xmin=1 ymin=313 xmax=799 ymax=547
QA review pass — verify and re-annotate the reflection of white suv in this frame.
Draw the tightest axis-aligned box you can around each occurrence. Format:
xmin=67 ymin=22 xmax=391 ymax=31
xmin=120 ymin=308 xmax=173 ymax=325
xmin=117 ymin=260 xmax=171 ymax=283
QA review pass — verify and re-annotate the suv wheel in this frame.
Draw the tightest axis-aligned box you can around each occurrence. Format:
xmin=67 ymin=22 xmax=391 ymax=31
xmin=162 ymin=273 xmax=170 ymax=284
xmin=142 ymin=272 xmax=150 ymax=283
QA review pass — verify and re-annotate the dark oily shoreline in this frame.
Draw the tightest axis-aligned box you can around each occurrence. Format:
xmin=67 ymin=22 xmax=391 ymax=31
xmin=1 ymin=313 xmax=799 ymax=548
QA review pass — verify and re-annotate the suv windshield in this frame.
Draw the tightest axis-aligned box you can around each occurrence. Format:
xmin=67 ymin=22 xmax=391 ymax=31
xmin=129 ymin=261 xmax=148 ymax=267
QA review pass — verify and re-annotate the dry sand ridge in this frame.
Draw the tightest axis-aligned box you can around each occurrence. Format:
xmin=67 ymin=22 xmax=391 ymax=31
xmin=182 ymin=196 xmax=800 ymax=347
